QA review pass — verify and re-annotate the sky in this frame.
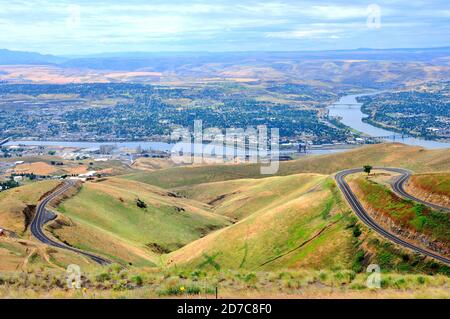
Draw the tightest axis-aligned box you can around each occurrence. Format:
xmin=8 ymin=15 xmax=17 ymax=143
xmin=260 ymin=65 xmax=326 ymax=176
xmin=0 ymin=0 xmax=449 ymax=55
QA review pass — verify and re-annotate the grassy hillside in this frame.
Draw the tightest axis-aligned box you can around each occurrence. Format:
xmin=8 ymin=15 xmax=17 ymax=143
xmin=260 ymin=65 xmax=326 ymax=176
xmin=350 ymin=175 xmax=450 ymax=250
xmin=406 ymin=173 xmax=450 ymax=209
xmin=52 ymin=178 xmax=231 ymax=266
xmin=0 ymin=180 xmax=61 ymax=235
xmin=166 ymin=171 xmax=450 ymax=274
xmin=409 ymin=173 xmax=450 ymax=197
xmin=166 ymin=175 xmax=356 ymax=270
xmin=0 ymin=180 xmax=115 ymax=271
xmin=131 ymin=157 xmax=182 ymax=171
xmin=121 ymin=143 xmax=450 ymax=189
xmin=2 ymin=156 xmax=133 ymax=177
xmin=0 ymin=237 xmax=96 ymax=272
xmin=176 ymin=174 xmax=328 ymax=221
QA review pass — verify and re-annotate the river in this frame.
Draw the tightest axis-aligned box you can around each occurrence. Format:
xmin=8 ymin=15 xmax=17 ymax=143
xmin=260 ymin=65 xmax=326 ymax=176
xmin=6 ymin=92 xmax=449 ymax=152
xmin=328 ymin=92 xmax=450 ymax=149
xmin=4 ymin=139 xmax=348 ymax=156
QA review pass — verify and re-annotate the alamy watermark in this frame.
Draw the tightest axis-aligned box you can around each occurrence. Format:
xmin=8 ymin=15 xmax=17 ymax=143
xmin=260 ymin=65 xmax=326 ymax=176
xmin=367 ymin=4 xmax=381 ymax=29
xmin=66 ymin=4 xmax=81 ymax=30
xmin=366 ymin=264 xmax=381 ymax=289
xmin=66 ymin=264 xmax=82 ymax=289
xmin=170 ymin=120 xmax=280 ymax=174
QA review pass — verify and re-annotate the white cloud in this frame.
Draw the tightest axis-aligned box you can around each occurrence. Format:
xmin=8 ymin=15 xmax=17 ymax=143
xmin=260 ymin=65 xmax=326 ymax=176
xmin=0 ymin=0 xmax=446 ymax=54
xmin=308 ymin=5 xmax=369 ymax=19
xmin=266 ymin=28 xmax=344 ymax=39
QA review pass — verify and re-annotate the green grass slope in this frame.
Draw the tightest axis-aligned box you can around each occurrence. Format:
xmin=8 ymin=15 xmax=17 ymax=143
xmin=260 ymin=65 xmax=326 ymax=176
xmin=350 ymin=175 xmax=450 ymax=245
xmin=166 ymin=175 xmax=356 ymax=270
xmin=52 ymin=178 xmax=231 ymax=266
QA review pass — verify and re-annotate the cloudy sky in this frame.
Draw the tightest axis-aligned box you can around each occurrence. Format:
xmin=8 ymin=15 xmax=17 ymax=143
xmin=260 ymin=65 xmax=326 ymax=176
xmin=0 ymin=0 xmax=449 ymax=55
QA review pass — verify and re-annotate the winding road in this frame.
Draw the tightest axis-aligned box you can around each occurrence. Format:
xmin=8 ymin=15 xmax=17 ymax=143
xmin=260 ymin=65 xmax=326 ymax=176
xmin=335 ymin=167 xmax=450 ymax=265
xmin=30 ymin=180 xmax=110 ymax=265
xmin=390 ymin=168 xmax=450 ymax=213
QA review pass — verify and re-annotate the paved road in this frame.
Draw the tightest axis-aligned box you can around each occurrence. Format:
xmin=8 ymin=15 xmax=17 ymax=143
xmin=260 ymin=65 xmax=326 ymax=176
xmin=335 ymin=168 xmax=450 ymax=265
xmin=389 ymin=168 xmax=450 ymax=213
xmin=30 ymin=180 xmax=110 ymax=265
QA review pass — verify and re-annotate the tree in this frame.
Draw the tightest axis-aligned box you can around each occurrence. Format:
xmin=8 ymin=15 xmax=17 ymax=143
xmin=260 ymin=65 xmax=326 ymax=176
xmin=363 ymin=165 xmax=373 ymax=176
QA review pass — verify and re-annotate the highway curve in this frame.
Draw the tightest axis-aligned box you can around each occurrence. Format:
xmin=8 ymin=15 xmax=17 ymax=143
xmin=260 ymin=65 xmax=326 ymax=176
xmin=390 ymin=168 xmax=450 ymax=213
xmin=30 ymin=180 xmax=110 ymax=265
xmin=335 ymin=167 xmax=450 ymax=265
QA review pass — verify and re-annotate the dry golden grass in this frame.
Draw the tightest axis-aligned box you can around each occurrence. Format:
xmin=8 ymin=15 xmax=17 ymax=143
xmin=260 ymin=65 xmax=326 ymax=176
xmin=0 ymin=65 xmax=161 ymax=84
xmin=406 ymin=172 xmax=450 ymax=208
xmin=176 ymin=173 xmax=326 ymax=220
xmin=166 ymin=174 xmax=352 ymax=270
xmin=0 ymin=240 xmax=28 ymax=271
xmin=50 ymin=177 xmax=230 ymax=266
xmin=12 ymin=162 xmax=57 ymax=175
xmin=0 ymin=237 xmax=96 ymax=272
xmin=66 ymin=166 xmax=89 ymax=175
xmin=122 ymin=143 xmax=450 ymax=189
xmin=132 ymin=157 xmax=180 ymax=171
xmin=0 ymin=180 xmax=61 ymax=235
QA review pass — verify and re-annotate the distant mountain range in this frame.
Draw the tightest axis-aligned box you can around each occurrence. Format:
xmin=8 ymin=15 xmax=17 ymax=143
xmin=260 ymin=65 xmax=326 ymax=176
xmin=0 ymin=49 xmax=67 ymax=65
xmin=1 ymin=46 xmax=449 ymax=71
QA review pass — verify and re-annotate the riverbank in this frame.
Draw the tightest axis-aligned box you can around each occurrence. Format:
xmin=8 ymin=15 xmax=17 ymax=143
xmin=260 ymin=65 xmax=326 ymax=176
xmin=328 ymin=92 xmax=450 ymax=149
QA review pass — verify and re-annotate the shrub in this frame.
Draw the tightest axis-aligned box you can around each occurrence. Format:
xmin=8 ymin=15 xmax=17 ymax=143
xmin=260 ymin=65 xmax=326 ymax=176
xmin=352 ymin=250 xmax=365 ymax=273
xmin=243 ymin=273 xmax=257 ymax=284
xmin=416 ymin=276 xmax=426 ymax=285
xmin=352 ymin=225 xmax=362 ymax=237
xmin=131 ymin=275 xmax=143 ymax=286
xmin=394 ymin=278 xmax=406 ymax=289
xmin=319 ymin=272 xmax=328 ymax=281
xmin=136 ymin=199 xmax=147 ymax=209
xmin=158 ymin=285 xmax=203 ymax=296
xmin=96 ymin=272 xmax=111 ymax=283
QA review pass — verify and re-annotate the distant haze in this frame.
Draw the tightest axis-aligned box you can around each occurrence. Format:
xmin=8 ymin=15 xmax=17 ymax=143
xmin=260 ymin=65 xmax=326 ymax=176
xmin=1 ymin=47 xmax=450 ymax=69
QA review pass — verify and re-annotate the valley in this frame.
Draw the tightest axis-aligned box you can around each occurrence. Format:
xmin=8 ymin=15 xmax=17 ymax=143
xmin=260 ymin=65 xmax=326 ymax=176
xmin=1 ymin=0 xmax=449 ymax=306
xmin=1 ymin=143 xmax=449 ymax=298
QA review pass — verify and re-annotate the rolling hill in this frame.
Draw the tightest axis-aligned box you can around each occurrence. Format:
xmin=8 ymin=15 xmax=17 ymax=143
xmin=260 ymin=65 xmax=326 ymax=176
xmin=0 ymin=180 xmax=61 ymax=236
xmin=0 ymin=180 xmax=98 ymax=271
xmin=50 ymin=178 xmax=231 ymax=266
xmin=1 ymin=142 xmax=449 ymax=299
xmin=166 ymin=174 xmax=353 ymax=270
xmin=0 ymin=49 xmax=65 ymax=65
xmin=165 ymin=171 xmax=449 ymax=273
xmin=121 ymin=143 xmax=450 ymax=189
